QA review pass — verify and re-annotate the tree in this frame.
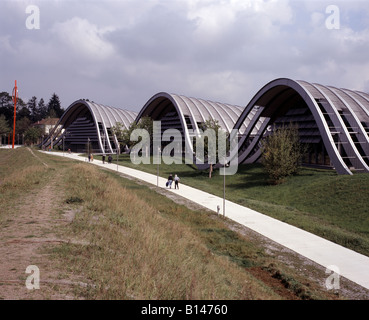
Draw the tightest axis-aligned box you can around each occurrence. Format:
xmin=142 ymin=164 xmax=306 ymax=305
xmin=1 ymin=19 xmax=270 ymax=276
xmin=48 ymin=108 xmax=57 ymax=118
xmin=15 ymin=117 xmax=32 ymax=135
xmin=38 ymin=98 xmax=48 ymax=120
xmin=0 ymin=114 xmax=10 ymax=135
xmin=24 ymin=126 xmax=42 ymax=145
xmin=47 ymin=93 xmax=63 ymax=118
xmin=111 ymin=122 xmax=129 ymax=151
xmin=0 ymin=91 xmax=12 ymax=108
xmin=112 ymin=116 xmax=153 ymax=152
xmin=194 ymin=119 xmax=228 ymax=178
xmin=0 ymin=92 xmax=13 ymax=122
xmin=16 ymin=97 xmax=26 ymax=112
xmin=17 ymin=106 xmax=31 ymax=120
xmin=27 ymin=96 xmax=39 ymax=122
xmin=261 ymin=123 xmax=303 ymax=184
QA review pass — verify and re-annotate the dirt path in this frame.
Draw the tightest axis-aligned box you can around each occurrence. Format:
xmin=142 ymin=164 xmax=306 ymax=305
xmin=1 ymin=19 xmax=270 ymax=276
xmin=0 ymin=171 xmax=86 ymax=300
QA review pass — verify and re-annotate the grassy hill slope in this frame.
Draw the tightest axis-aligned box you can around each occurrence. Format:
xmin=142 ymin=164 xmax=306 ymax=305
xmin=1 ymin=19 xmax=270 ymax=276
xmin=1 ymin=148 xmax=365 ymax=300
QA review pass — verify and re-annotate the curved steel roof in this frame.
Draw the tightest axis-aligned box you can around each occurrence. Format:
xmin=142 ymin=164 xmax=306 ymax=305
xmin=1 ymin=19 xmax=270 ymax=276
xmin=42 ymin=99 xmax=137 ymax=154
xmin=136 ymin=92 xmax=250 ymax=154
xmin=233 ymin=78 xmax=369 ymax=175
xmin=41 ymin=79 xmax=369 ymax=174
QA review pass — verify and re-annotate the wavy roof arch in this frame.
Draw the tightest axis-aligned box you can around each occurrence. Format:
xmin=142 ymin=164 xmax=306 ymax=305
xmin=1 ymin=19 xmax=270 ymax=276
xmin=136 ymin=92 xmax=249 ymax=155
xmin=41 ymin=79 xmax=369 ymax=174
xmin=233 ymin=78 xmax=369 ymax=175
xmin=42 ymin=99 xmax=137 ymax=154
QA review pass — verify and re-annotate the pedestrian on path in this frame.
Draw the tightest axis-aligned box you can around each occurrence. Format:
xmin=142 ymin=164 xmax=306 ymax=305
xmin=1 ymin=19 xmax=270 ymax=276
xmin=102 ymin=154 xmax=106 ymax=164
xmin=108 ymin=155 xmax=112 ymax=164
xmin=167 ymin=174 xmax=173 ymax=188
xmin=174 ymin=174 xmax=180 ymax=189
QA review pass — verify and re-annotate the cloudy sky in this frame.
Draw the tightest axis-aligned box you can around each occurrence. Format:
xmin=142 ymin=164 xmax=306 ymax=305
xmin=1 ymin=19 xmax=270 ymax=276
xmin=1 ymin=0 xmax=369 ymax=112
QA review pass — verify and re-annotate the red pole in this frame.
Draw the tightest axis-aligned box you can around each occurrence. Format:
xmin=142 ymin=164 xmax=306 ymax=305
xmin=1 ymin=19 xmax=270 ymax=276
xmin=12 ymin=80 xmax=18 ymax=149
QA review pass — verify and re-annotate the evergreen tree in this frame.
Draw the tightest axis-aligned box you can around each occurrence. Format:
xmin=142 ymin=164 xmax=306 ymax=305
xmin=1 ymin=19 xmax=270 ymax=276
xmin=27 ymin=96 xmax=38 ymax=122
xmin=38 ymin=98 xmax=48 ymax=119
xmin=48 ymin=108 xmax=57 ymax=118
xmin=47 ymin=93 xmax=63 ymax=118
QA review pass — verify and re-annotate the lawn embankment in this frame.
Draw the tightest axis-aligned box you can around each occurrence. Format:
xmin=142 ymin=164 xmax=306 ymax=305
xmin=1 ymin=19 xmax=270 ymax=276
xmin=0 ymin=148 xmax=345 ymax=299
xmin=95 ymin=154 xmax=369 ymax=257
xmin=0 ymin=147 xmax=53 ymax=219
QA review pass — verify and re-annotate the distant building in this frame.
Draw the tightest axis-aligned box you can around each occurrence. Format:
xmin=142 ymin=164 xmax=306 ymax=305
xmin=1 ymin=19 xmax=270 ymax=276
xmin=33 ymin=118 xmax=60 ymax=135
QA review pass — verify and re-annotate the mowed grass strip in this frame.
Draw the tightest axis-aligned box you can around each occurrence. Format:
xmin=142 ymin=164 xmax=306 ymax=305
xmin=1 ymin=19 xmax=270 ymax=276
xmin=99 ymin=154 xmax=369 ymax=257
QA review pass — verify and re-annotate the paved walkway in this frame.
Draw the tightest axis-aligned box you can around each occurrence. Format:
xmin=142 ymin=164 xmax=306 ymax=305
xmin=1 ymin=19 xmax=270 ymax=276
xmin=0 ymin=145 xmax=22 ymax=149
xmin=41 ymin=151 xmax=369 ymax=291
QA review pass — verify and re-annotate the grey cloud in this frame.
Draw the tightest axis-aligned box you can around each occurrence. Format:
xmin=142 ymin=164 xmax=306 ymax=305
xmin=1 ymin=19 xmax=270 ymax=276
xmin=108 ymin=3 xmax=197 ymax=64
xmin=0 ymin=0 xmax=368 ymax=113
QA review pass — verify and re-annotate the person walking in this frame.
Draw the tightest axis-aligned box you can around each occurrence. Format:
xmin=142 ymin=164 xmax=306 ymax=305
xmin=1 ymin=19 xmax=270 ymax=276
xmin=167 ymin=174 xmax=173 ymax=189
xmin=174 ymin=174 xmax=180 ymax=189
xmin=102 ymin=154 xmax=106 ymax=164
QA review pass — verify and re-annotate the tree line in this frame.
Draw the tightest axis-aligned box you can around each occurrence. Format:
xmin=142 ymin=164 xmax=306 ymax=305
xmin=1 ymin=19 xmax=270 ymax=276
xmin=0 ymin=91 xmax=64 ymax=145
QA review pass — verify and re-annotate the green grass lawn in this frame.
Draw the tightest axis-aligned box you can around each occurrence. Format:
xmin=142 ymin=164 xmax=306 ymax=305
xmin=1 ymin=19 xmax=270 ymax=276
xmin=94 ymin=153 xmax=369 ymax=257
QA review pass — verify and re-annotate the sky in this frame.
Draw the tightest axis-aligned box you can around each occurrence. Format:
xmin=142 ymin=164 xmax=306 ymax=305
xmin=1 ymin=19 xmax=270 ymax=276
xmin=1 ymin=0 xmax=369 ymax=112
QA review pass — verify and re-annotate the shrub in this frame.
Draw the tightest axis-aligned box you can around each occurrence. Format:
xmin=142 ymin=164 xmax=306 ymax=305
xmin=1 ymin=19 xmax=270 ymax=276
xmin=261 ymin=123 xmax=303 ymax=184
